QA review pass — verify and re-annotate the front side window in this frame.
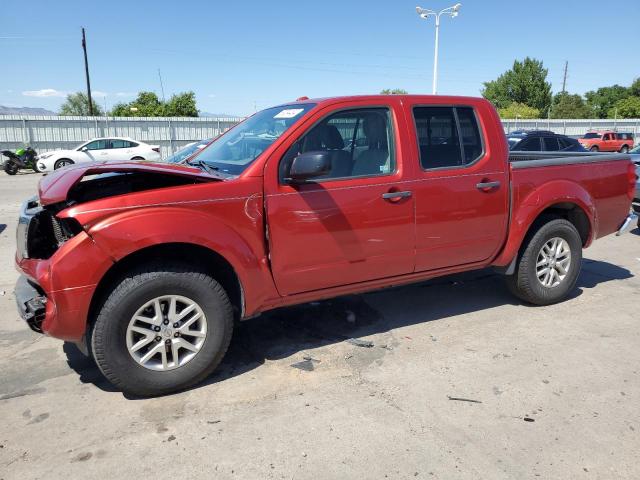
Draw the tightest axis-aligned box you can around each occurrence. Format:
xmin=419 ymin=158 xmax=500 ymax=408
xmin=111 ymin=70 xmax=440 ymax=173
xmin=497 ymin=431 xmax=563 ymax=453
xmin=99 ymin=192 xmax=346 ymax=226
xmin=511 ymin=137 xmax=541 ymax=151
xmin=83 ymin=140 xmax=107 ymax=150
xmin=413 ymin=106 xmax=483 ymax=168
xmin=280 ymin=108 xmax=395 ymax=182
xmin=582 ymin=132 xmax=600 ymax=139
xmin=190 ymin=103 xmax=316 ymax=176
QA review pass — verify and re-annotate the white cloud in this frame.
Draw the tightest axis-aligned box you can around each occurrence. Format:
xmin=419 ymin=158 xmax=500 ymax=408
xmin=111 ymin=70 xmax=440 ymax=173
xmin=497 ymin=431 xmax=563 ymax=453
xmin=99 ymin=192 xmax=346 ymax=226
xmin=22 ymin=88 xmax=67 ymax=98
xmin=208 ymin=94 xmax=217 ymax=98
xmin=93 ymin=90 xmax=108 ymax=97
xmin=116 ymin=92 xmax=134 ymax=97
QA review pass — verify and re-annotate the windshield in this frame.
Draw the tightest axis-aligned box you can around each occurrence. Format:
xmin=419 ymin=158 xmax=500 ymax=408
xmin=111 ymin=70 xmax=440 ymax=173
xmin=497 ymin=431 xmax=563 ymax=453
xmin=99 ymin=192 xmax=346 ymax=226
xmin=164 ymin=139 xmax=212 ymax=163
xmin=189 ymin=103 xmax=316 ymax=175
xmin=629 ymin=144 xmax=640 ymax=154
xmin=582 ymin=133 xmax=601 ymax=139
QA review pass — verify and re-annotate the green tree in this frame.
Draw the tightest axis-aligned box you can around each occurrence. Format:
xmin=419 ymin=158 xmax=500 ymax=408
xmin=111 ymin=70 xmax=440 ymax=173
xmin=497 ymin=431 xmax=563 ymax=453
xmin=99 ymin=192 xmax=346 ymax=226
xmin=584 ymin=85 xmax=629 ymax=119
xmin=59 ymin=92 xmax=104 ymax=116
xmin=110 ymin=91 xmax=198 ymax=117
xmin=380 ymin=88 xmax=408 ymax=95
xmin=165 ymin=92 xmax=198 ymax=116
xmin=482 ymin=57 xmax=552 ymax=115
xmin=608 ymin=96 xmax=640 ymax=119
xmin=497 ymin=102 xmax=540 ymax=119
xmin=550 ymin=92 xmax=592 ymax=119
xmin=628 ymin=78 xmax=640 ymax=97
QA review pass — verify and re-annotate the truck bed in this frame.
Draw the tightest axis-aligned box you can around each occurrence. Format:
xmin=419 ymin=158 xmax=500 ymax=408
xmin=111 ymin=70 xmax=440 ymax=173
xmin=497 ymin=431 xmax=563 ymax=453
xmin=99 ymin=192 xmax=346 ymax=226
xmin=508 ymin=151 xmax=632 ymax=241
xmin=509 ymin=151 xmax=630 ymax=169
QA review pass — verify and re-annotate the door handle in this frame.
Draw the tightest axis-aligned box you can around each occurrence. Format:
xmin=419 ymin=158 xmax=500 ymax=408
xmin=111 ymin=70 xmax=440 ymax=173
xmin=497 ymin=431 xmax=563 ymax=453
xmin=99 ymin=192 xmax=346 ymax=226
xmin=382 ymin=191 xmax=412 ymax=200
xmin=476 ymin=181 xmax=500 ymax=191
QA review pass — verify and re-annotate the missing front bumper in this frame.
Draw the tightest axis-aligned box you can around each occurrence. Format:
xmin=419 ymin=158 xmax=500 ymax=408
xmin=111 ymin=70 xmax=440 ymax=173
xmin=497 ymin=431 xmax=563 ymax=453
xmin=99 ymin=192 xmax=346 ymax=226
xmin=14 ymin=275 xmax=47 ymax=333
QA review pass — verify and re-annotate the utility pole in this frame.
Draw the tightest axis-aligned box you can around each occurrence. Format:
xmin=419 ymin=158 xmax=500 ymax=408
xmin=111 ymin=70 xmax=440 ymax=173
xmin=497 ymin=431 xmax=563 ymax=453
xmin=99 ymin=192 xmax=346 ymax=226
xmin=81 ymin=27 xmax=94 ymax=116
xmin=561 ymin=61 xmax=568 ymax=93
xmin=158 ymin=68 xmax=173 ymax=154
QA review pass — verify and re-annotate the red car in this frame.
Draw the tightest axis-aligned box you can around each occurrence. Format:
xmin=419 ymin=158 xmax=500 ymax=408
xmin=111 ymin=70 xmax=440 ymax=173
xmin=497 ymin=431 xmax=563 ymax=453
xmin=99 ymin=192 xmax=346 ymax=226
xmin=14 ymin=95 xmax=637 ymax=396
xmin=578 ymin=131 xmax=634 ymax=152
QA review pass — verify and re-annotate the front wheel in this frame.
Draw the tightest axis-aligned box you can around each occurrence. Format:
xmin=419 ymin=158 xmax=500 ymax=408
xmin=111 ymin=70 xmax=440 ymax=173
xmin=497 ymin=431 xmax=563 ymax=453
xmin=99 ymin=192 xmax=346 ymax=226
xmin=91 ymin=263 xmax=233 ymax=396
xmin=506 ymin=219 xmax=582 ymax=305
xmin=54 ymin=158 xmax=74 ymax=170
xmin=589 ymin=146 xmax=599 ymax=152
xmin=3 ymin=160 xmax=18 ymax=175
xmin=620 ymin=145 xmax=629 ymax=153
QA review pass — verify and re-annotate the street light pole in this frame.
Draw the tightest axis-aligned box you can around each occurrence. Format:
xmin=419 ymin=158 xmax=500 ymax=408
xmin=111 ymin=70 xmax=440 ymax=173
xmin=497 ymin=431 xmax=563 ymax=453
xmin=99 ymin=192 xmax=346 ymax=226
xmin=416 ymin=4 xmax=461 ymax=95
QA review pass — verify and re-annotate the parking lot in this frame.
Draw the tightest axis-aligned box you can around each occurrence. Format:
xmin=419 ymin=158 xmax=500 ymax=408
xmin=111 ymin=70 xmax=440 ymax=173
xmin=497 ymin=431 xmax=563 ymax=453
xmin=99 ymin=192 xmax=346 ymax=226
xmin=0 ymin=171 xmax=639 ymax=479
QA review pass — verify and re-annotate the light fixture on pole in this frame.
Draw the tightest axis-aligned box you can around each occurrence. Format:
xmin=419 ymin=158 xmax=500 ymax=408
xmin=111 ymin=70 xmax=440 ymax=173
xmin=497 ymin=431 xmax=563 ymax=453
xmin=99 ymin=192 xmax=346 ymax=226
xmin=415 ymin=3 xmax=461 ymax=95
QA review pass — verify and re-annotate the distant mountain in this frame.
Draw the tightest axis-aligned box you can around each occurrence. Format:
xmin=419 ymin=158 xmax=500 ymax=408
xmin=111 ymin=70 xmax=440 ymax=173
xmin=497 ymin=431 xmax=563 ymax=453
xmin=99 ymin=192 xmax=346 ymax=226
xmin=0 ymin=105 xmax=57 ymax=116
xmin=199 ymin=111 xmax=240 ymax=118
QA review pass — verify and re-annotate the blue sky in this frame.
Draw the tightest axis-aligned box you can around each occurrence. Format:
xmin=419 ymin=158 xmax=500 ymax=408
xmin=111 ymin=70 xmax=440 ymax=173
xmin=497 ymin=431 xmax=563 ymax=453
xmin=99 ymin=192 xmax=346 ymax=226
xmin=1 ymin=0 xmax=638 ymax=116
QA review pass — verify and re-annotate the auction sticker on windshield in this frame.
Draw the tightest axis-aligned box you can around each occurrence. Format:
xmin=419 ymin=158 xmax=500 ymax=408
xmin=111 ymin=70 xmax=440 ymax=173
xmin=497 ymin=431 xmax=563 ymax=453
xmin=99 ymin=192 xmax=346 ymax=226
xmin=274 ymin=108 xmax=305 ymax=119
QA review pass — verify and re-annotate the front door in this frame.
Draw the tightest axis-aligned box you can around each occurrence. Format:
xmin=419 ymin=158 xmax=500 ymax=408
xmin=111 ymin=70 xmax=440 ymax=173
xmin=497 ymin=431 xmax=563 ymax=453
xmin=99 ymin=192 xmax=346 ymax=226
xmin=82 ymin=139 xmax=109 ymax=161
xmin=408 ymin=104 xmax=509 ymax=271
xmin=265 ymin=105 xmax=416 ymax=295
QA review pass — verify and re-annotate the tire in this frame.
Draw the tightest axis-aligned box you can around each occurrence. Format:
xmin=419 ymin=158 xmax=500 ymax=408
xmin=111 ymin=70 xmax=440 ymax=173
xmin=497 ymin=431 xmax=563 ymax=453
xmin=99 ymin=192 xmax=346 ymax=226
xmin=589 ymin=146 xmax=599 ymax=152
xmin=91 ymin=262 xmax=233 ymax=396
xmin=506 ymin=219 xmax=582 ymax=306
xmin=131 ymin=156 xmax=145 ymax=161
xmin=4 ymin=160 xmax=18 ymax=175
xmin=54 ymin=158 xmax=74 ymax=170
xmin=620 ymin=145 xmax=629 ymax=153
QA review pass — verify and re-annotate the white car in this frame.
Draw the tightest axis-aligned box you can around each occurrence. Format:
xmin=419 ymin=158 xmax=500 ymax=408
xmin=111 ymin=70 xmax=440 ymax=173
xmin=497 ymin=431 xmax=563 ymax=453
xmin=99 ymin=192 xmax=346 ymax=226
xmin=36 ymin=137 xmax=161 ymax=172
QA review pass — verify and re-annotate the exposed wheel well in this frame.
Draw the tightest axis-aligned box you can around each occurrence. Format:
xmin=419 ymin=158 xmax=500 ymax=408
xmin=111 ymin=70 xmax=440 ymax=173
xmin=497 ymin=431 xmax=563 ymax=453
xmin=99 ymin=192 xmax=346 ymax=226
xmin=88 ymin=243 xmax=243 ymax=327
xmin=528 ymin=203 xmax=590 ymax=246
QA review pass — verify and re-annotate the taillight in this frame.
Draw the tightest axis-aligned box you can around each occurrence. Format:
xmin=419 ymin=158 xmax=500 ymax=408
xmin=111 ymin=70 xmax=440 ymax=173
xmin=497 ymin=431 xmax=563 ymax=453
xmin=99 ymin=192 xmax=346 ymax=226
xmin=627 ymin=161 xmax=637 ymax=201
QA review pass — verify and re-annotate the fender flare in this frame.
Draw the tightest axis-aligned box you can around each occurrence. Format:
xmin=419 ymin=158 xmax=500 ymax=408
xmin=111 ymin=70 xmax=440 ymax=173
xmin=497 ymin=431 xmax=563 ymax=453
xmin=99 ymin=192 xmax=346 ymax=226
xmin=85 ymin=206 xmax=269 ymax=310
xmin=493 ymin=180 xmax=596 ymax=267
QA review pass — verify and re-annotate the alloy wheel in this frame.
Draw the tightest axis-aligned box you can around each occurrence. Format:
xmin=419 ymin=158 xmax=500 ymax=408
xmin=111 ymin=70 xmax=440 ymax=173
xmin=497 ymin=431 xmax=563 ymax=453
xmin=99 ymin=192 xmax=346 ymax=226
xmin=126 ymin=295 xmax=207 ymax=371
xmin=536 ymin=237 xmax=571 ymax=288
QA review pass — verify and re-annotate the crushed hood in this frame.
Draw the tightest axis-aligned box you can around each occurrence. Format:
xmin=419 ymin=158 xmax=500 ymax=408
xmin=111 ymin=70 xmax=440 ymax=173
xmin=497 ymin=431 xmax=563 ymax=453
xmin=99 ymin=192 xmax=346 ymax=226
xmin=38 ymin=160 xmax=219 ymax=205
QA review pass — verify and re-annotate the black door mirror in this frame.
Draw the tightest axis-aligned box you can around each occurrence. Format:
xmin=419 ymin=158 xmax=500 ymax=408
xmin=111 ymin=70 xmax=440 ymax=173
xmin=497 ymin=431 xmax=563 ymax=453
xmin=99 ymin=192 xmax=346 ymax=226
xmin=286 ymin=151 xmax=331 ymax=183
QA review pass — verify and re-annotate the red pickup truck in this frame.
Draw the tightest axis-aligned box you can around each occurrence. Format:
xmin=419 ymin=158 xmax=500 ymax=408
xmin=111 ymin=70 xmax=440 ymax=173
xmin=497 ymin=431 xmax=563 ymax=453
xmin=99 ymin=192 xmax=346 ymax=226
xmin=578 ymin=131 xmax=635 ymax=153
xmin=14 ymin=95 xmax=637 ymax=396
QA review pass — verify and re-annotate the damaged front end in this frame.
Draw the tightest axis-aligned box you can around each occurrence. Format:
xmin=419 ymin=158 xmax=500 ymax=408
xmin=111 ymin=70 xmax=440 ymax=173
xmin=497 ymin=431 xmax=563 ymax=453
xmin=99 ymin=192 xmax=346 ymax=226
xmin=17 ymin=195 xmax=83 ymax=260
xmin=14 ymin=161 xmax=221 ymax=340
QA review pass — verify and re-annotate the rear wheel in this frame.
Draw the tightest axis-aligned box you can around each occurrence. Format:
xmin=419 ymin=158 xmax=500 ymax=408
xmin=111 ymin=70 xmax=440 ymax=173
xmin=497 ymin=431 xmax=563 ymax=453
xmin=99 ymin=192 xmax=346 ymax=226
xmin=589 ymin=146 xmax=599 ymax=152
xmin=3 ymin=160 xmax=18 ymax=175
xmin=506 ymin=219 xmax=582 ymax=305
xmin=54 ymin=158 xmax=74 ymax=170
xmin=620 ymin=145 xmax=629 ymax=153
xmin=131 ymin=156 xmax=145 ymax=161
xmin=91 ymin=263 xmax=234 ymax=396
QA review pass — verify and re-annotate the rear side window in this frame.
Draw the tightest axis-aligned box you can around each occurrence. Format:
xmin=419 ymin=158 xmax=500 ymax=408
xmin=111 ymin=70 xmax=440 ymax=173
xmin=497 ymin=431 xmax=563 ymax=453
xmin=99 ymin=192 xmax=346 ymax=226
xmin=413 ymin=106 xmax=483 ymax=169
xmin=110 ymin=139 xmax=128 ymax=149
xmin=543 ymin=137 xmax=560 ymax=151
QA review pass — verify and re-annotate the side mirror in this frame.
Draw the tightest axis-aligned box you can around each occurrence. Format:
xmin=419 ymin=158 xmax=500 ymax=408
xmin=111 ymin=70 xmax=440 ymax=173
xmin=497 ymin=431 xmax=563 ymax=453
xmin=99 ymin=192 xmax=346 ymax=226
xmin=286 ymin=151 xmax=331 ymax=183
xmin=80 ymin=146 xmax=89 ymax=152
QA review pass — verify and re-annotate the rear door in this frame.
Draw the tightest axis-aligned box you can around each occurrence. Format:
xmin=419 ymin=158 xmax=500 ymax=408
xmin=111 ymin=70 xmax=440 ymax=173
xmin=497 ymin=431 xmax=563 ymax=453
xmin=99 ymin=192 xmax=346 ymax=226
xmin=106 ymin=139 xmax=135 ymax=160
xmin=264 ymin=101 xmax=416 ymax=295
xmin=407 ymin=102 xmax=509 ymax=272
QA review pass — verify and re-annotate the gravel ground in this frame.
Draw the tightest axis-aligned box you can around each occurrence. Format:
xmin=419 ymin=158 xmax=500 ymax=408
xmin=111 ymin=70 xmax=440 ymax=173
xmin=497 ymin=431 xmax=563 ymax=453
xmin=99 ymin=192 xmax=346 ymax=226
xmin=1 ymin=171 xmax=639 ymax=479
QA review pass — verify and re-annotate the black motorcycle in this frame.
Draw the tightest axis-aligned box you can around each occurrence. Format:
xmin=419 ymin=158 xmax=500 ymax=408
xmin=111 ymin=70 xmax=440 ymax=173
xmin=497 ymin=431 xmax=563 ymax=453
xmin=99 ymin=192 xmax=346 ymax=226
xmin=1 ymin=147 xmax=39 ymax=175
